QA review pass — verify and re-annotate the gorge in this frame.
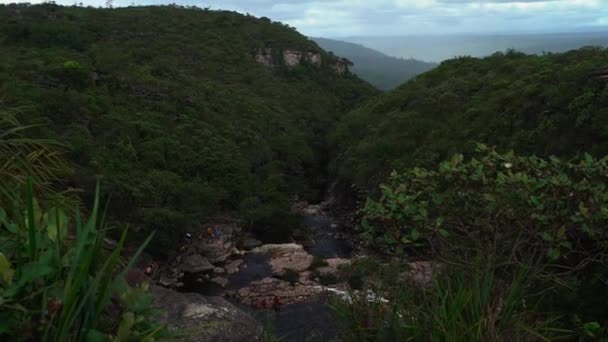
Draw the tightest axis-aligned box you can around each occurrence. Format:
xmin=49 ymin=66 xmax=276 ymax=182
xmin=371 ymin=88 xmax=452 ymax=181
xmin=1 ymin=3 xmax=608 ymax=342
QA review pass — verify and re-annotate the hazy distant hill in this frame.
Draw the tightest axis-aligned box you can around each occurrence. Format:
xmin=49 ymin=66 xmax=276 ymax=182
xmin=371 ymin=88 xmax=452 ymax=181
xmin=313 ymin=37 xmax=437 ymax=90
xmin=344 ymin=32 xmax=608 ymax=62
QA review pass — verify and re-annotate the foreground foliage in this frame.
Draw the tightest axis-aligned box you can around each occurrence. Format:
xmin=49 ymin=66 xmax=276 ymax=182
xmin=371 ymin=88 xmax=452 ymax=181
xmin=0 ymin=180 xmax=160 ymax=341
xmin=335 ymin=147 xmax=608 ymax=340
xmin=333 ymin=261 xmax=557 ymax=342
xmin=0 ymin=107 xmax=73 ymax=207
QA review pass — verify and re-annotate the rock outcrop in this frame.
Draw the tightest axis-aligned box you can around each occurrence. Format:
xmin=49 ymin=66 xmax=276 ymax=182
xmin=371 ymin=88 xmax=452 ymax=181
xmin=233 ymin=277 xmax=324 ymax=307
xmin=251 ymin=243 xmax=314 ymax=276
xmin=332 ymin=57 xmax=352 ymax=75
xmin=283 ymin=49 xmax=303 ymax=67
xmin=150 ymin=286 xmax=262 ymax=342
xmin=307 ymin=51 xmax=322 ymax=66
xmin=254 ymin=48 xmax=274 ymax=67
xmin=254 ymin=48 xmax=326 ymax=70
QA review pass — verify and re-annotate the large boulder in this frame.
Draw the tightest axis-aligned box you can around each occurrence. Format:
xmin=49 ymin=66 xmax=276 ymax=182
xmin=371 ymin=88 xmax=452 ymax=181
xmin=252 ymin=244 xmax=314 ymax=276
xmin=150 ymin=286 xmax=262 ymax=342
xmin=181 ymin=254 xmax=214 ymax=274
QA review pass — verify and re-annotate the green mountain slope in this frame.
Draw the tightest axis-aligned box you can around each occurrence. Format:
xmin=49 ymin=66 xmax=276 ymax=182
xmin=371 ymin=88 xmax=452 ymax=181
xmin=0 ymin=4 xmax=377 ymax=249
xmin=332 ymin=48 xmax=608 ymax=188
xmin=313 ymin=37 xmax=437 ymax=90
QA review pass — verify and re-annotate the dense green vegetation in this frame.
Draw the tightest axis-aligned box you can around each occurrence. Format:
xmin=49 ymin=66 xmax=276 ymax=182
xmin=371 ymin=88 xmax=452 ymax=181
xmin=330 ymin=48 xmax=608 ymax=340
xmin=333 ymin=48 xmax=608 ymax=189
xmin=334 ymin=148 xmax=608 ymax=340
xmin=0 ymin=4 xmax=377 ymax=251
xmin=313 ymin=38 xmax=437 ymax=90
xmin=2 ymin=3 xmax=608 ymax=341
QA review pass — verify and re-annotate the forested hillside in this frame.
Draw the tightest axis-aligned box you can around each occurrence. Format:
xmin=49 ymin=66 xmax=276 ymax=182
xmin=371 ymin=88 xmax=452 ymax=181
xmin=332 ymin=48 xmax=608 ymax=188
xmin=0 ymin=4 xmax=377 ymax=250
xmin=313 ymin=37 xmax=436 ymax=90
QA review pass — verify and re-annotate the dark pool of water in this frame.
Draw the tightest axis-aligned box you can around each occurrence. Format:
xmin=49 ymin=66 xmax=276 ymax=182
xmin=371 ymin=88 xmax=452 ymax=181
xmin=301 ymin=213 xmax=353 ymax=259
xmin=228 ymin=253 xmax=272 ymax=289
xmin=306 ymin=235 xmax=353 ymax=258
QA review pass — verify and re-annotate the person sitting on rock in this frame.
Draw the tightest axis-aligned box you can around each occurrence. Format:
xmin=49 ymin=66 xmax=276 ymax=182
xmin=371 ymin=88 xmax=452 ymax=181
xmin=272 ymin=296 xmax=282 ymax=315
xmin=207 ymin=226 xmax=222 ymax=239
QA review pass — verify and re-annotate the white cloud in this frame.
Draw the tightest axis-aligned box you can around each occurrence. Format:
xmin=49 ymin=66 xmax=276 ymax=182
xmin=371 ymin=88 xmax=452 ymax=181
xmin=1 ymin=0 xmax=607 ymax=36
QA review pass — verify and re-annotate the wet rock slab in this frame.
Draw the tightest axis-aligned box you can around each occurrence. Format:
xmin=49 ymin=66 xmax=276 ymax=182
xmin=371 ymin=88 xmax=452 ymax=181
xmin=150 ymin=285 xmax=262 ymax=342
xmin=233 ymin=277 xmax=324 ymax=306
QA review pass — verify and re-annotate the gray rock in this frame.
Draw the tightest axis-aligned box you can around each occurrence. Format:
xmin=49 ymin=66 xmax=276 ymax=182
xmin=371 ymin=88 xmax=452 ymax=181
xmin=159 ymin=274 xmax=179 ymax=287
xmin=150 ymin=286 xmax=262 ymax=342
xmin=241 ymin=237 xmax=263 ymax=250
xmin=210 ymin=276 xmax=229 ymax=288
xmin=182 ymin=254 xmax=214 ymax=274
xmin=252 ymin=244 xmax=314 ymax=276
xmin=225 ymin=259 xmax=244 ymax=275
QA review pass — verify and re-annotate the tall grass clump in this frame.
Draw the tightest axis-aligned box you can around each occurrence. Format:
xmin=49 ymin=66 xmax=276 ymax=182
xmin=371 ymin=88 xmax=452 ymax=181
xmin=0 ymin=179 xmax=161 ymax=340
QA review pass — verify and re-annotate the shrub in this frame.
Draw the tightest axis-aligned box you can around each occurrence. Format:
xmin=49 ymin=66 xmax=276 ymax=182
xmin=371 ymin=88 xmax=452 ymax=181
xmin=311 ymin=255 xmax=329 ymax=269
xmin=359 ymin=145 xmax=608 ymax=334
xmin=281 ymin=268 xmax=300 ymax=285
xmin=361 ymin=144 xmax=608 ymax=267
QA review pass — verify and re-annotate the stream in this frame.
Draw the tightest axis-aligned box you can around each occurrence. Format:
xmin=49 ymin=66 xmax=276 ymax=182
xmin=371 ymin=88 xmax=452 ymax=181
xmin=182 ymin=204 xmax=355 ymax=341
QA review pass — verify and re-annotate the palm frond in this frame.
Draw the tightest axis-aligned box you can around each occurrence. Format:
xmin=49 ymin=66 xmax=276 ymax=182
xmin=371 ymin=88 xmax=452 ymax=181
xmin=0 ymin=106 xmax=74 ymax=206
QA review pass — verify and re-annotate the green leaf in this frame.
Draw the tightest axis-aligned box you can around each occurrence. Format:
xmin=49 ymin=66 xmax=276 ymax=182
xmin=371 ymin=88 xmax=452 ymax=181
xmin=45 ymin=208 xmax=69 ymax=242
xmin=411 ymin=229 xmax=420 ymax=241
xmin=547 ymin=248 xmax=560 ymax=260
xmin=579 ymin=202 xmax=589 ymax=218
xmin=541 ymin=232 xmax=553 ymax=242
xmin=0 ymin=253 xmax=14 ymax=286
xmin=557 ymin=226 xmax=566 ymax=239
xmin=116 ymin=312 xmax=135 ymax=341
xmin=583 ymin=321 xmax=601 ymax=337
xmin=85 ymin=329 xmax=108 ymax=342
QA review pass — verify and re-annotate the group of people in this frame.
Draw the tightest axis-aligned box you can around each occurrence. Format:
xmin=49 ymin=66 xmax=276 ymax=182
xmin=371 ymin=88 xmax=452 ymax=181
xmin=255 ymin=296 xmax=283 ymax=314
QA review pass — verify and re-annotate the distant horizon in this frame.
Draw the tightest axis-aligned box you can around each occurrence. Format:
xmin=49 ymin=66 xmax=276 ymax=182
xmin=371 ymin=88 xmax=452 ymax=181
xmin=331 ymin=29 xmax=608 ymax=40
xmin=318 ymin=32 xmax=608 ymax=63
xmin=1 ymin=0 xmax=607 ymax=38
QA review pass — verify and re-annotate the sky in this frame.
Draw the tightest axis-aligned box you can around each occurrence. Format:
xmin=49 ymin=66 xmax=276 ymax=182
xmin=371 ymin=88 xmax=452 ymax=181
xmin=3 ymin=0 xmax=608 ymax=37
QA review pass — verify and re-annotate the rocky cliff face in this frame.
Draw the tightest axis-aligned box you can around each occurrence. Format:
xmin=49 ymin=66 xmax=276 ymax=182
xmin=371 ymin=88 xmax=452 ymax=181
xmin=331 ymin=57 xmax=352 ymax=75
xmin=254 ymin=48 xmax=341 ymax=73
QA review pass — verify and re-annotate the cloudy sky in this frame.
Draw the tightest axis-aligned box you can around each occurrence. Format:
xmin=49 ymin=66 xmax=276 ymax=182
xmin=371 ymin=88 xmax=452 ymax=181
xmin=4 ymin=0 xmax=608 ymax=37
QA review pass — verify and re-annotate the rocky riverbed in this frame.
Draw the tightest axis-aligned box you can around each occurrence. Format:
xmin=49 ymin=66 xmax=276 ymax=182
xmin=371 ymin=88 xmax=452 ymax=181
xmin=133 ymin=198 xmax=440 ymax=341
xmin=136 ymin=199 xmax=362 ymax=341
